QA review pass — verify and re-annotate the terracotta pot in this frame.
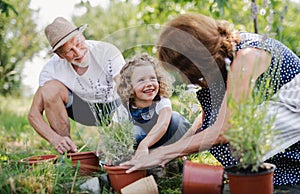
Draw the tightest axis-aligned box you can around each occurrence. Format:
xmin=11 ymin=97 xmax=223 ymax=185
xmin=103 ymin=165 xmax=147 ymax=193
xmin=20 ymin=154 xmax=58 ymax=167
xmin=226 ymin=163 xmax=275 ymax=194
xmin=67 ymin=151 xmax=100 ymax=175
xmin=182 ymin=160 xmax=224 ymax=194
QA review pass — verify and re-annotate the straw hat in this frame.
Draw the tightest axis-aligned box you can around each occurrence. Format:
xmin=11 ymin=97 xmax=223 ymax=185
xmin=45 ymin=17 xmax=87 ymax=54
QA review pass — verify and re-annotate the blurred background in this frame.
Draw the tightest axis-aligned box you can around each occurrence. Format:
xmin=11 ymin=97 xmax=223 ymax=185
xmin=0 ymin=0 xmax=299 ymax=97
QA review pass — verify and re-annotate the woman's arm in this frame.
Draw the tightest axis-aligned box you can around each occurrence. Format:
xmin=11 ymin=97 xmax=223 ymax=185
xmin=180 ymin=111 xmax=204 ymax=139
xmin=121 ymin=95 xmax=229 ymax=173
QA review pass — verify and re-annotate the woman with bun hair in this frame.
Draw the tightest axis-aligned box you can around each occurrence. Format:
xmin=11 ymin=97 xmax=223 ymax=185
xmin=122 ymin=13 xmax=300 ymax=186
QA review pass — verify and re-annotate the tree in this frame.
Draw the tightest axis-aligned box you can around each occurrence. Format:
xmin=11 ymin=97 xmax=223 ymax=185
xmin=0 ymin=0 xmax=42 ymax=95
xmin=73 ymin=0 xmax=153 ymax=58
xmin=136 ymin=0 xmax=299 ymax=56
xmin=0 ymin=0 xmax=17 ymax=16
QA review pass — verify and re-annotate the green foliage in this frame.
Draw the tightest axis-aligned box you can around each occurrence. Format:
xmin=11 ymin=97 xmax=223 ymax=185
xmin=0 ymin=96 xmax=36 ymax=154
xmin=0 ymin=0 xmax=18 ymax=16
xmin=279 ymin=1 xmax=300 ymax=55
xmin=0 ymin=0 xmax=42 ymax=95
xmin=173 ymin=83 xmax=202 ymax=123
xmin=188 ymin=151 xmax=222 ymax=166
xmin=173 ymin=83 xmax=221 ymax=166
xmin=157 ymin=174 xmax=182 ymax=194
xmin=0 ymin=97 xmax=100 ymax=193
xmin=96 ymin=116 xmax=136 ymax=166
xmin=73 ymin=0 xmax=154 ymax=58
xmin=132 ymin=0 xmax=300 ymax=56
xmin=71 ymin=0 xmax=299 ymax=66
xmin=226 ymin=97 xmax=276 ymax=172
xmin=0 ymin=153 xmax=88 ymax=193
xmin=0 ymin=0 xmax=298 ymax=95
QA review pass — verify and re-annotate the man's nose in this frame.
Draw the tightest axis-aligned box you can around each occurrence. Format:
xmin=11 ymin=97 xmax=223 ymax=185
xmin=72 ymin=46 xmax=82 ymax=57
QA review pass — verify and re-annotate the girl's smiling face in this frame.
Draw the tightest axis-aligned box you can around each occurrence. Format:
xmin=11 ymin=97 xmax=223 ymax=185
xmin=131 ymin=65 xmax=159 ymax=107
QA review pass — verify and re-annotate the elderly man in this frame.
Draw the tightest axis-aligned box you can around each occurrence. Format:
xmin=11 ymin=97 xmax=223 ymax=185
xmin=28 ymin=17 xmax=125 ymax=154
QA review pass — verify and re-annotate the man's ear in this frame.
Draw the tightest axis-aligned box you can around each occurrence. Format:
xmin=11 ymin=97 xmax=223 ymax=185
xmin=55 ymin=51 xmax=64 ymax=59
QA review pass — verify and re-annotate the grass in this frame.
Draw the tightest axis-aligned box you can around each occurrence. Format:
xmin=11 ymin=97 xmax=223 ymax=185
xmin=0 ymin=94 xmax=220 ymax=193
xmin=0 ymin=96 xmax=89 ymax=193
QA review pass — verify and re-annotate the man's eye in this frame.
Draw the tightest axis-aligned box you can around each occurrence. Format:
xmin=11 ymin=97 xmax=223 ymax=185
xmin=77 ymin=40 xmax=84 ymax=46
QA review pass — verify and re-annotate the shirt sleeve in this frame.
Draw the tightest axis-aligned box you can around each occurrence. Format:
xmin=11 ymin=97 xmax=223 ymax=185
xmin=38 ymin=57 xmax=57 ymax=86
xmin=156 ymin=97 xmax=172 ymax=114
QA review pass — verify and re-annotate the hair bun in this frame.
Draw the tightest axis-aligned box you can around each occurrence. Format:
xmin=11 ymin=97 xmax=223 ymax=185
xmin=216 ymin=20 xmax=230 ymax=37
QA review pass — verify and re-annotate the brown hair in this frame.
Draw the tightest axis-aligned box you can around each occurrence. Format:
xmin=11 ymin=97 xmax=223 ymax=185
xmin=117 ymin=53 xmax=174 ymax=107
xmin=156 ymin=13 xmax=240 ymax=88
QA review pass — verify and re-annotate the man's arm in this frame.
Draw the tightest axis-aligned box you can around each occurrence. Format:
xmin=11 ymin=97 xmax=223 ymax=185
xmin=28 ymin=86 xmax=77 ymax=154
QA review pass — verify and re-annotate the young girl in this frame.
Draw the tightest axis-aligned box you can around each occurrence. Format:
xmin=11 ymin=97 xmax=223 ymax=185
xmin=116 ymin=53 xmax=190 ymax=159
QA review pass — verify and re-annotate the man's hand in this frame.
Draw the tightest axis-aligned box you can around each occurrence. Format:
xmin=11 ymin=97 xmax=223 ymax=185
xmin=52 ymin=136 xmax=77 ymax=154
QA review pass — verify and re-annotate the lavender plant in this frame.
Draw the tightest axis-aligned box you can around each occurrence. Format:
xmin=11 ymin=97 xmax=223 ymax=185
xmin=224 ymin=78 xmax=277 ymax=172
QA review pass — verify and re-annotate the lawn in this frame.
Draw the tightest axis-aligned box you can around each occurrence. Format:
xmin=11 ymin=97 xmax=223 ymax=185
xmin=1 ymin=93 xmax=299 ymax=193
xmin=0 ymin=94 xmax=222 ymax=193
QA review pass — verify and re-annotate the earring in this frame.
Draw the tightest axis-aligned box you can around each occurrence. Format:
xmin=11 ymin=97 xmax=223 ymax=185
xmin=225 ymin=57 xmax=231 ymax=71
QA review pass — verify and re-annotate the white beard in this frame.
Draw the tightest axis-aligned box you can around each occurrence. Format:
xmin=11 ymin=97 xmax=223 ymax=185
xmin=72 ymin=51 xmax=90 ymax=68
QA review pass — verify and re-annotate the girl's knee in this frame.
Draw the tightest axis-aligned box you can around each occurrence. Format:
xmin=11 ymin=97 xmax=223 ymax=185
xmin=170 ymin=111 xmax=190 ymax=129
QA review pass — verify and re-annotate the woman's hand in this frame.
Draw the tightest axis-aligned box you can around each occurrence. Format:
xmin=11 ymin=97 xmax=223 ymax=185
xmin=132 ymin=147 xmax=149 ymax=160
xmin=120 ymin=146 xmax=175 ymax=173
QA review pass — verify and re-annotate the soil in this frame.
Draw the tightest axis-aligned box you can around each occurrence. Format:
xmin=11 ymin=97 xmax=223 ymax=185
xmin=225 ymin=163 xmax=274 ymax=175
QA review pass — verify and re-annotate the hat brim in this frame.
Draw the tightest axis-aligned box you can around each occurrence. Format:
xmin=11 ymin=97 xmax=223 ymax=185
xmin=48 ymin=24 xmax=88 ymax=54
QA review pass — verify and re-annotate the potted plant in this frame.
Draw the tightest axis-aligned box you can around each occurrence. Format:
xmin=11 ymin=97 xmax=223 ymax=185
xmin=224 ymin=85 xmax=277 ymax=194
xmin=94 ymin=111 xmax=146 ymax=193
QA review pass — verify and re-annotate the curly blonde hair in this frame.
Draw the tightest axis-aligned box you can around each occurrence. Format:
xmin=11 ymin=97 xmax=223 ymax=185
xmin=157 ymin=13 xmax=240 ymax=88
xmin=117 ymin=53 xmax=174 ymax=107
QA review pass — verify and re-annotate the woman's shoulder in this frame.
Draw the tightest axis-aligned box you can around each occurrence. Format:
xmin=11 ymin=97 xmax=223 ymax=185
xmin=232 ymin=42 xmax=271 ymax=74
xmin=236 ymin=47 xmax=260 ymax=58
xmin=235 ymin=47 xmax=271 ymax=60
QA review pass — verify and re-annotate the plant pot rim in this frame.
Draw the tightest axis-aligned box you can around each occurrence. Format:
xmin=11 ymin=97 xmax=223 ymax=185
xmin=103 ymin=164 xmax=131 ymax=170
xmin=20 ymin=154 xmax=58 ymax=164
xmin=225 ymin=162 xmax=276 ymax=176
xmin=67 ymin=151 xmax=96 ymax=157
